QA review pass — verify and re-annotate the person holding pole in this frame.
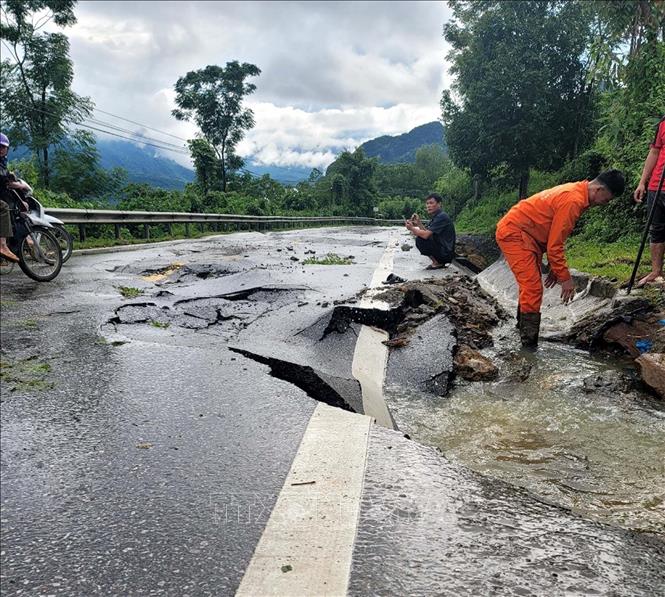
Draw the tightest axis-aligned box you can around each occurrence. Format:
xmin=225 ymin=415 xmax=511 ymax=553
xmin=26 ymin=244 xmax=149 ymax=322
xmin=633 ymin=116 xmax=665 ymax=288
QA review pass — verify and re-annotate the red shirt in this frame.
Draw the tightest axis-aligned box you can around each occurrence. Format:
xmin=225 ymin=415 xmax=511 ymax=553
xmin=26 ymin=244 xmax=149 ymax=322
xmin=648 ymin=117 xmax=665 ymax=191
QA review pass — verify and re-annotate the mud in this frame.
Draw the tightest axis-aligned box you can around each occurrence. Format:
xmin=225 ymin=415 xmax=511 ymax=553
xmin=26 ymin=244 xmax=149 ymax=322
xmin=373 ymin=274 xmax=509 ymax=349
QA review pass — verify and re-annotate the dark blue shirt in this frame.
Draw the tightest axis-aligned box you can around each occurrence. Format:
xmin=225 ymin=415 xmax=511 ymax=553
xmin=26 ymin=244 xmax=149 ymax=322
xmin=427 ymin=209 xmax=456 ymax=261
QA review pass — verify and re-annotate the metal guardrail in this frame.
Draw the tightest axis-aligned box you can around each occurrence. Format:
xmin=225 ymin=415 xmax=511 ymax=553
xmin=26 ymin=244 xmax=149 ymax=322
xmin=45 ymin=208 xmax=404 ymax=241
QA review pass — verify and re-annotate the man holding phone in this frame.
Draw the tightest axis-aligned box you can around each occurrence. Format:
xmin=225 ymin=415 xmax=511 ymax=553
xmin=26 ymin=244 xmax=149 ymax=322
xmin=404 ymin=193 xmax=456 ymax=270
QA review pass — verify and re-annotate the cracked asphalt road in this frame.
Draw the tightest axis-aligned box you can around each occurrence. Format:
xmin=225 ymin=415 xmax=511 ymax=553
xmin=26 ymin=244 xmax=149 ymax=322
xmin=1 ymin=227 xmax=664 ymax=596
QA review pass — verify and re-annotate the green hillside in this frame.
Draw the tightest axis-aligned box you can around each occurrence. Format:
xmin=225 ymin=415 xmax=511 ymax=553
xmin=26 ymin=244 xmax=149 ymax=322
xmin=359 ymin=122 xmax=447 ymax=163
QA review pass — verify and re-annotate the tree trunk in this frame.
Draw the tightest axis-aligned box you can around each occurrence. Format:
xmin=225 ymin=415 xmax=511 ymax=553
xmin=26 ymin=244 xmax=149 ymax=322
xmin=518 ymin=170 xmax=529 ymax=201
xmin=40 ymin=88 xmax=49 ymax=187
xmin=473 ymin=174 xmax=482 ymax=201
xmin=220 ymin=139 xmax=227 ymax=192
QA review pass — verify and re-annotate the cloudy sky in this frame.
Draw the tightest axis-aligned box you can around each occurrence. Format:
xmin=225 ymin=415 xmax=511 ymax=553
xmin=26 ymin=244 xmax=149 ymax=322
xmin=48 ymin=1 xmax=452 ymax=170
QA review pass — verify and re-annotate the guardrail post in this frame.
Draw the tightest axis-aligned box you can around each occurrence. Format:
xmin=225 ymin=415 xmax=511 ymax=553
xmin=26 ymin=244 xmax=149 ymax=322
xmin=166 ymin=223 xmax=172 ymax=236
xmin=199 ymin=223 xmax=205 ymax=233
xmin=143 ymin=224 xmax=150 ymax=239
xmin=114 ymin=224 xmax=120 ymax=240
xmin=185 ymin=223 xmax=190 ymax=236
xmin=78 ymin=224 xmax=86 ymax=242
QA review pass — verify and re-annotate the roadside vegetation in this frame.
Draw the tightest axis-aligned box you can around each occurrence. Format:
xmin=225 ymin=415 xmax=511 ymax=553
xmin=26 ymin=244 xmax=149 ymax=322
xmin=1 ymin=1 xmax=663 ymax=287
xmin=303 ymin=253 xmax=355 ymax=265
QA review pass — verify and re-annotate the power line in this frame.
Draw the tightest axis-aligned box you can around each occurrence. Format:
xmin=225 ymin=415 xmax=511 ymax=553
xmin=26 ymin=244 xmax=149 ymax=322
xmin=93 ymin=107 xmax=190 ymax=142
xmin=4 ymin=103 xmax=192 ymax=155
xmin=73 ymin=122 xmax=190 ymax=155
xmin=82 ymin=115 xmax=188 ymax=151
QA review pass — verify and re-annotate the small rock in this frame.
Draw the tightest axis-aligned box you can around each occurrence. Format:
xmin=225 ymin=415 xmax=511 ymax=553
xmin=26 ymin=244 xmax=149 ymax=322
xmin=401 ymin=243 xmax=412 ymax=252
xmin=636 ymin=353 xmax=665 ymax=398
xmin=290 ymin=256 xmax=299 ymax=262
xmin=582 ymin=370 xmax=634 ymax=394
xmin=454 ymin=345 xmax=499 ymax=381
xmin=321 ymin=302 xmax=329 ymax=308
xmin=383 ymin=337 xmax=410 ymax=348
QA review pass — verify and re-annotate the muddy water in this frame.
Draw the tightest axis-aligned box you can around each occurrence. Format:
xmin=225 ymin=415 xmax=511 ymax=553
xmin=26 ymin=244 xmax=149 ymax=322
xmin=385 ymin=331 xmax=665 ymax=535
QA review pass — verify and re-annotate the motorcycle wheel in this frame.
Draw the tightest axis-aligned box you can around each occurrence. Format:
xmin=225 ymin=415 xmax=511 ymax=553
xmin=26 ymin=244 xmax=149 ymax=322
xmin=17 ymin=227 xmax=63 ymax=282
xmin=52 ymin=225 xmax=73 ymax=263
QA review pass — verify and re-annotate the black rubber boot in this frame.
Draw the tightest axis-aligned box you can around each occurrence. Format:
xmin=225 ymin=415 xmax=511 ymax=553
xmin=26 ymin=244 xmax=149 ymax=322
xmin=519 ymin=312 xmax=541 ymax=348
xmin=515 ymin=304 xmax=521 ymax=329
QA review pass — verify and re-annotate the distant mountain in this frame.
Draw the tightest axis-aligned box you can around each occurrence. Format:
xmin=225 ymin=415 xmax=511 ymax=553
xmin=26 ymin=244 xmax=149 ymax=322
xmin=243 ymin=160 xmax=313 ymax=185
xmin=96 ymin=139 xmax=195 ymax=190
xmin=359 ymin=121 xmax=447 ymax=163
xmin=96 ymin=140 xmax=314 ymax=188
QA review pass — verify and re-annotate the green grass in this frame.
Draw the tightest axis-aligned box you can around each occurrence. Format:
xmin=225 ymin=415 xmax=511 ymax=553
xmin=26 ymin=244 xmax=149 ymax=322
xmin=149 ymin=320 xmax=170 ymax=329
xmin=565 ymin=235 xmax=646 ymax=282
xmin=15 ymin=319 xmax=39 ymax=330
xmin=118 ymin=286 xmax=145 ymax=299
xmin=0 ymin=357 xmax=54 ymax=393
xmin=303 ymin=253 xmax=355 ymax=265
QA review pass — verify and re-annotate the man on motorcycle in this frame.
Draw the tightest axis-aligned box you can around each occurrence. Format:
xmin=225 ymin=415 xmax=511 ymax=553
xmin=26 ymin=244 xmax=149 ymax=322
xmin=1 ymin=133 xmax=31 ymax=263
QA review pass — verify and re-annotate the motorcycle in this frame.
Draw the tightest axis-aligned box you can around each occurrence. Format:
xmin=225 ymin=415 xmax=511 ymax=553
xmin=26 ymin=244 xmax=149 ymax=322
xmin=0 ymin=187 xmax=63 ymax=282
xmin=23 ymin=186 xmax=73 ymax=262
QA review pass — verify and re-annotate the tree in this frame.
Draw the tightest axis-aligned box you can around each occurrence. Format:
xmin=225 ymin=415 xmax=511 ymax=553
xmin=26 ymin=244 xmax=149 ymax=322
xmin=172 ymin=61 xmax=261 ymax=192
xmin=51 ymin=131 xmax=127 ymax=200
xmin=188 ymin=138 xmax=220 ymax=195
xmin=442 ymin=1 xmax=594 ymax=198
xmin=325 ymin=148 xmax=378 ymax=215
xmin=0 ymin=0 xmax=92 ymax=187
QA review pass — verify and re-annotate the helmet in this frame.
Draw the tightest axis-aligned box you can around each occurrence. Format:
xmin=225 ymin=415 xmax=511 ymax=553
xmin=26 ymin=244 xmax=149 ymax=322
xmin=0 ymin=133 xmax=9 ymax=147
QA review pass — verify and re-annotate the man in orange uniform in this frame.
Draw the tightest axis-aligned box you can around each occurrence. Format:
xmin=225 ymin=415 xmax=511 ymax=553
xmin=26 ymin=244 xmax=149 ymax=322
xmin=496 ymin=170 xmax=625 ymax=348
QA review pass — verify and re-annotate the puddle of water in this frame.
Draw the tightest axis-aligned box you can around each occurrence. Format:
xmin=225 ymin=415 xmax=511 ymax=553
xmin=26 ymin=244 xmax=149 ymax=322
xmin=385 ymin=338 xmax=665 ymax=535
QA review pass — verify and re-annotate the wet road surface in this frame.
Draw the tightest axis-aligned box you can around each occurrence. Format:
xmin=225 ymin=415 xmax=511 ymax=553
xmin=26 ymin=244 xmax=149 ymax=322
xmin=1 ymin=227 xmax=664 ymax=596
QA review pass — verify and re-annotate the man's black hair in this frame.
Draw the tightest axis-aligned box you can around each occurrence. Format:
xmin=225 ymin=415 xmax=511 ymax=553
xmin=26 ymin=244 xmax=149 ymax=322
xmin=595 ymin=169 xmax=625 ymax=196
xmin=426 ymin=193 xmax=443 ymax=204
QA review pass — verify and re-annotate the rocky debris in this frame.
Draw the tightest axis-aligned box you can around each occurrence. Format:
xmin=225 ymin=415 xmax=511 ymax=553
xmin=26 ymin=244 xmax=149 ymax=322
xmin=582 ymin=370 xmax=636 ymax=394
xmin=382 ymin=337 xmax=410 ymax=348
xmin=290 ymin=256 xmax=299 ymax=262
xmin=499 ymin=351 xmax=533 ymax=382
xmin=454 ymin=345 xmax=499 ymax=381
xmin=141 ymin=263 xmax=237 ymax=284
xmin=400 ymin=243 xmax=412 ymax=252
xmin=564 ymin=295 xmax=653 ymax=350
xmin=636 ymin=353 xmax=665 ymax=398
xmin=390 ymin=275 xmax=508 ymax=350
xmin=455 ymin=234 xmax=500 ymax=272
xmin=109 ymin=286 xmax=306 ymax=335
xmin=599 ymin=312 xmax=665 ymax=357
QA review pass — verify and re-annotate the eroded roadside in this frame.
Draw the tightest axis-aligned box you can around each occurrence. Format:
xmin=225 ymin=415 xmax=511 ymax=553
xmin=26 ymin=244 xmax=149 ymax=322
xmin=1 ymin=227 xmax=664 ymax=596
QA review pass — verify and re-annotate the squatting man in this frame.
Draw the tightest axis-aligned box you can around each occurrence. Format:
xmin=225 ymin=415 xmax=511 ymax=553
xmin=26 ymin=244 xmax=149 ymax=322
xmin=404 ymin=193 xmax=456 ymax=270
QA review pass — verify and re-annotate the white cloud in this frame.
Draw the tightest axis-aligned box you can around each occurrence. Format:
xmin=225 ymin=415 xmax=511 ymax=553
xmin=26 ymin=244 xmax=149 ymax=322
xmin=46 ymin=1 xmax=452 ymax=169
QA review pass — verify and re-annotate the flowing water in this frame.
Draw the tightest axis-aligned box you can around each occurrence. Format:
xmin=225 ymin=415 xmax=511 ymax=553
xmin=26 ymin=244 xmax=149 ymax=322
xmin=385 ymin=329 xmax=665 ymax=536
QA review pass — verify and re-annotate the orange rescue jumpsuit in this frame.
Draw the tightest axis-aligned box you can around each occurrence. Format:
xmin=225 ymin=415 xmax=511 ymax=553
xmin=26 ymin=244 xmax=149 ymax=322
xmin=495 ymin=181 xmax=589 ymax=313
